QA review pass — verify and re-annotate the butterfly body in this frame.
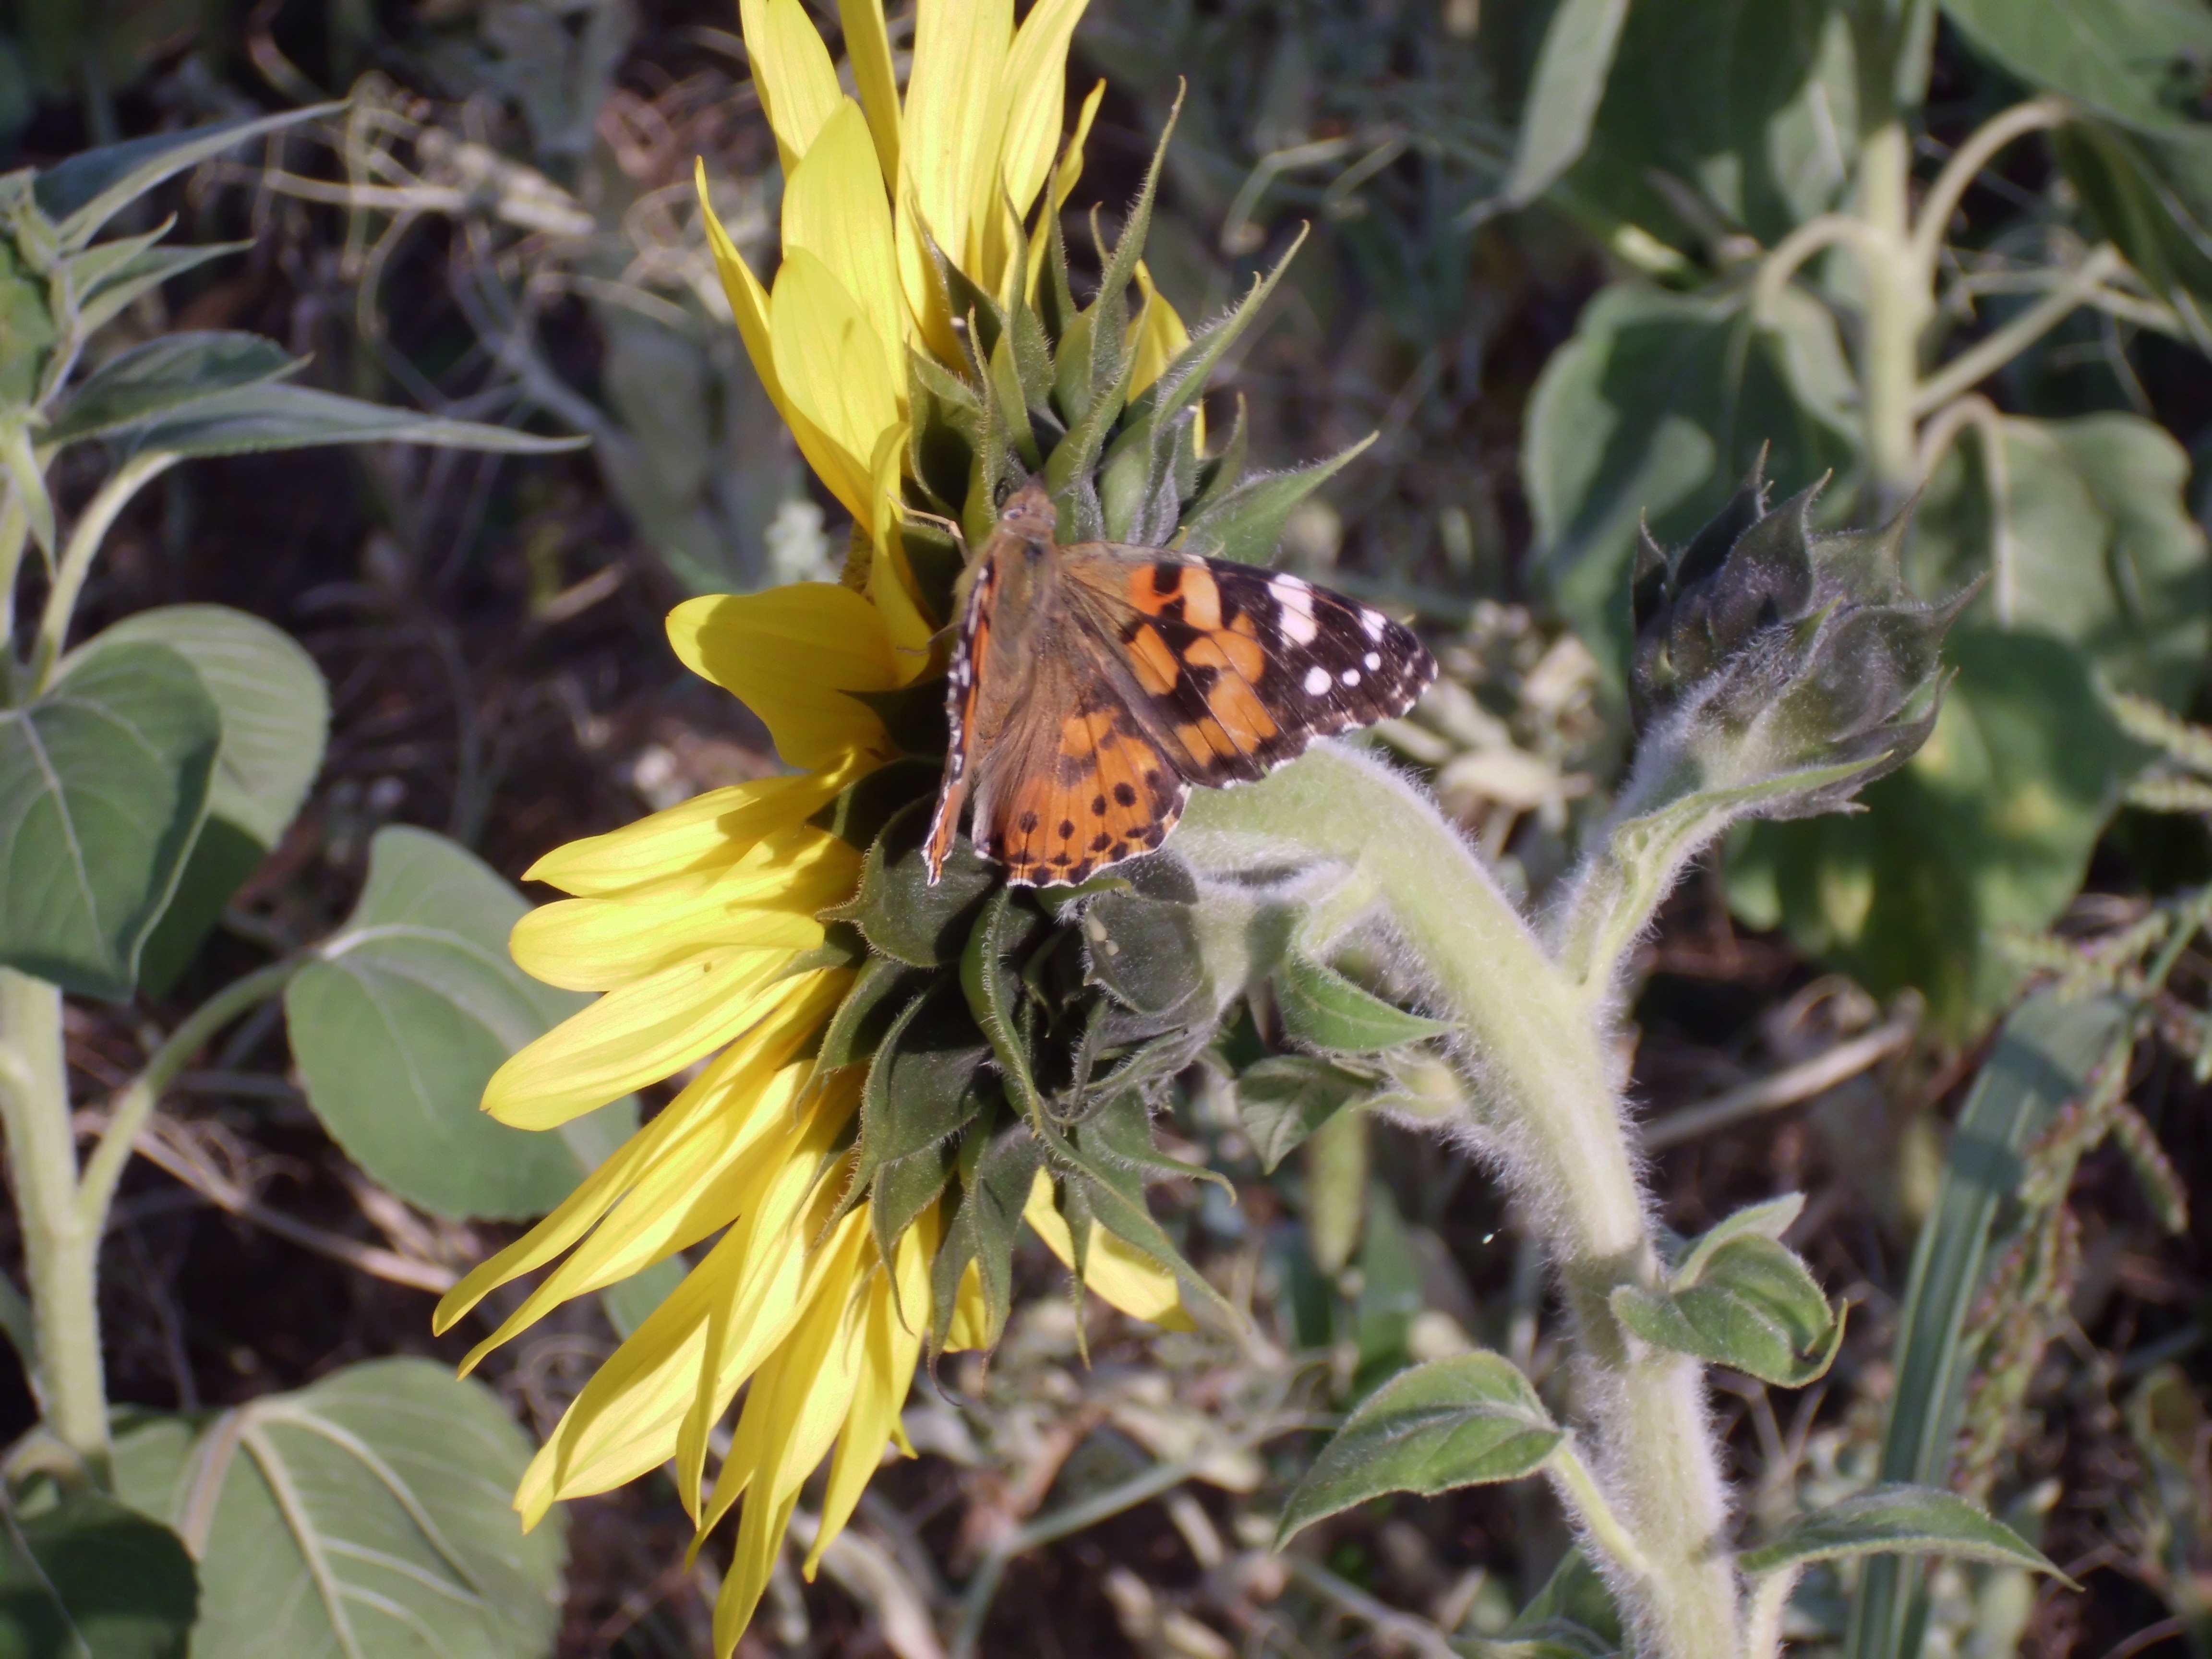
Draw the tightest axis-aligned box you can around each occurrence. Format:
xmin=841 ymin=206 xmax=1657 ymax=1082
xmin=924 ymin=482 xmax=1437 ymax=887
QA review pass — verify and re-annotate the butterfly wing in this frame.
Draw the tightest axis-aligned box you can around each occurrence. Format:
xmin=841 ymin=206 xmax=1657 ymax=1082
xmin=965 ymin=629 xmax=1190 ymax=886
xmin=1058 ymin=545 xmax=1438 ymax=785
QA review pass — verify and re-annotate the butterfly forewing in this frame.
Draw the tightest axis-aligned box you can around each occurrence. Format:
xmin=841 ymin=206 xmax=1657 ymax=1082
xmin=922 ymin=483 xmax=1437 ymax=889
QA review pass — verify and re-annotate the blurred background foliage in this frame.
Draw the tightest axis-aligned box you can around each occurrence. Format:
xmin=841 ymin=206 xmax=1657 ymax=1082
xmin=0 ymin=0 xmax=2208 ymax=1654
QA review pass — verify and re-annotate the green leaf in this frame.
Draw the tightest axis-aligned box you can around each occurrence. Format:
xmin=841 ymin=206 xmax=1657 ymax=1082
xmin=1274 ymin=954 xmax=1449 ymax=1054
xmin=1561 ymin=0 xmax=1859 ymax=249
xmin=0 ymin=642 xmax=218 ymax=999
xmin=1612 ymin=1233 xmax=1844 ymax=1387
xmin=1674 ymin=1192 xmax=1805 ymax=1282
xmin=1727 ymin=629 xmax=2128 ymax=1032
xmin=853 ymin=981 xmax=994 ymax=1254
xmin=1849 ymin=992 xmax=2127 ymax=1659
xmin=73 ymin=605 xmax=327 ymax=848
xmin=929 ymin=1128 xmax=1040 ymax=1350
xmin=814 ymin=954 xmax=932 ymax=1082
xmin=1910 ymin=412 xmax=2211 ymax=707
xmin=112 ymin=1358 xmax=565 ymax=1659
xmin=1179 ymin=436 xmax=1374 ymax=566
xmin=1745 ymin=1483 xmax=2070 ymax=1581
xmin=1236 ymin=1054 xmax=1375 ymax=1173
xmin=69 ymin=605 xmax=329 ymax=991
xmin=1274 ymin=1353 xmax=1563 ymax=1545
xmin=73 ymin=241 xmax=251 ymax=341
xmin=961 ymin=887 xmax=1046 ymax=1118
xmin=37 ymin=105 xmax=345 ymax=248
xmin=1038 ymin=1117 xmax=1240 ymax=1334
xmin=0 ymin=1489 xmax=196 ymax=1659
xmin=1081 ymin=887 xmax=1207 ymax=1018
xmin=1939 ymin=0 xmax=2212 ymax=132
xmin=1525 ymin=280 xmax=1856 ymax=696
xmin=48 ymin=333 xmax=301 ymax=445
xmin=285 ymin=827 xmax=633 ymax=1220
xmin=825 ymin=796 xmax=998 ymax=967
xmin=1505 ymin=0 xmax=1635 ymax=205
xmin=112 ymin=382 xmax=588 ymax=459
xmin=1501 ymin=1546 xmax=1623 ymax=1652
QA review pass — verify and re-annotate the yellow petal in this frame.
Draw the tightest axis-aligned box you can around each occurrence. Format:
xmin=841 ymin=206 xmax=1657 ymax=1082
xmin=520 ymin=767 xmax=851 ymax=896
xmin=1129 ymin=262 xmax=1192 ymax=400
xmin=484 ymin=953 xmax=828 ymax=1129
xmin=784 ymin=100 xmax=905 ymax=398
xmin=697 ymin=163 xmax=871 ymax=519
xmin=898 ymin=0 xmax=1012 ymax=325
xmin=739 ymin=0 xmax=843 ymax=176
xmin=514 ymin=1081 xmax=856 ymax=1525
xmin=770 ymin=247 xmax=903 ymax=524
xmin=666 ymin=585 xmax=896 ymax=769
xmin=805 ymin=1209 xmax=933 ymax=1576
xmin=436 ymin=974 xmax=844 ymax=1347
xmin=1023 ymin=1169 xmax=1196 ymax=1332
xmin=998 ymin=0 xmax=1091 ymax=224
xmin=863 ymin=433 xmax=937 ymax=677
xmin=836 ymin=0 xmax=901 ymax=187
xmin=944 ymin=1256 xmax=990 ymax=1351
xmin=510 ymin=832 xmax=857 ymax=992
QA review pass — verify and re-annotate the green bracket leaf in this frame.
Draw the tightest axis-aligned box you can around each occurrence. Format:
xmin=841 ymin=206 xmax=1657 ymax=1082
xmin=0 ymin=641 xmax=218 ymax=999
xmin=1275 ymin=1352 xmax=1563 ymax=1545
xmin=823 ymin=795 xmax=998 ymax=967
xmin=1235 ymin=1054 xmax=1376 ymax=1173
xmin=1743 ymin=1483 xmax=2073 ymax=1584
xmin=1274 ymin=953 xmax=1449 ymax=1054
xmin=37 ymin=105 xmax=346 ymax=249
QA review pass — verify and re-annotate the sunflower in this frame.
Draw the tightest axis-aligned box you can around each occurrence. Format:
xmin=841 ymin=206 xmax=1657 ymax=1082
xmin=433 ymin=1 xmax=1206 ymax=1645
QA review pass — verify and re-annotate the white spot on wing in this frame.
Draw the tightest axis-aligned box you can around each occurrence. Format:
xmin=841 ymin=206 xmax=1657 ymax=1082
xmin=1273 ymin=574 xmax=1320 ymax=644
xmin=1360 ymin=608 xmax=1387 ymax=640
xmin=1341 ymin=668 xmax=1361 ymax=686
xmin=1303 ymin=665 xmax=1331 ymax=695
xmin=1364 ymin=651 xmax=1382 ymax=670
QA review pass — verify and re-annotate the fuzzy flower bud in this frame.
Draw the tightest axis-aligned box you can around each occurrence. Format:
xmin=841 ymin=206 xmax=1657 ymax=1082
xmin=1628 ymin=465 xmax=1968 ymax=818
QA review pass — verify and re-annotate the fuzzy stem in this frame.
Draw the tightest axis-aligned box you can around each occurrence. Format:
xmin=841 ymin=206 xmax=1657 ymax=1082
xmin=1180 ymin=746 xmax=1739 ymax=1659
xmin=0 ymin=969 xmax=110 ymax=1480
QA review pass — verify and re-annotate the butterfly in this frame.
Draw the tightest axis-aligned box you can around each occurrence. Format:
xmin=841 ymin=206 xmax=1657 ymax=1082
xmin=923 ymin=481 xmax=1438 ymax=887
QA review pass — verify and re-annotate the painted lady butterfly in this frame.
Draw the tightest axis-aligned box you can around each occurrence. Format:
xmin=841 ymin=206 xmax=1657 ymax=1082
xmin=924 ymin=481 xmax=1438 ymax=887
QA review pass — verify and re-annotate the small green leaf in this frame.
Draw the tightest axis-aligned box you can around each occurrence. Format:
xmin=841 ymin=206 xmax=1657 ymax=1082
xmin=1611 ymin=1235 xmax=1843 ymax=1388
xmin=112 ymin=382 xmax=587 ymax=458
xmin=1674 ymin=1192 xmax=1806 ymax=1283
xmin=825 ymin=795 xmax=997 ymax=967
xmin=853 ymin=982 xmax=993 ymax=1223
xmin=72 ymin=240 xmax=251 ymax=340
xmin=112 ymin=1358 xmax=565 ymax=1659
xmin=1742 ymin=1484 xmax=2071 ymax=1582
xmin=1038 ymin=1118 xmax=1240 ymax=1333
xmin=48 ymin=333 xmax=302 ymax=444
xmin=0 ymin=642 xmax=218 ymax=999
xmin=961 ymin=886 xmax=1046 ymax=1118
xmin=285 ymin=827 xmax=633 ymax=1220
xmin=1501 ymin=1546 xmax=1623 ymax=1652
xmin=0 ymin=1489 xmax=196 ymax=1659
xmin=813 ymin=954 xmax=931 ymax=1082
xmin=38 ymin=105 xmax=344 ymax=247
xmin=1275 ymin=1352 xmax=1563 ymax=1545
xmin=1236 ymin=1054 xmax=1375 ymax=1172
xmin=1275 ymin=953 xmax=1449 ymax=1054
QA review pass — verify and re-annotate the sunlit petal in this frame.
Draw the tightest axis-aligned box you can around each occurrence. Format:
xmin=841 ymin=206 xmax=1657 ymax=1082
xmin=1023 ymin=1169 xmax=1196 ymax=1331
xmin=739 ymin=0 xmax=843 ymax=174
xmin=666 ymin=584 xmax=897 ymax=769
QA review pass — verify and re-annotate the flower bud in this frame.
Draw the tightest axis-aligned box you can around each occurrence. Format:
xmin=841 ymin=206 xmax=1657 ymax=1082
xmin=1630 ymin=464 xmax=1969 ymax=817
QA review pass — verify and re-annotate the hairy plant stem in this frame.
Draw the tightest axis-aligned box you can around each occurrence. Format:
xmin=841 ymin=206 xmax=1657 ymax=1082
xmin=0 ymin=969 xmax=108 ymax=1480
xmin=1181 ymin=747 xmax=1740 ymax=1659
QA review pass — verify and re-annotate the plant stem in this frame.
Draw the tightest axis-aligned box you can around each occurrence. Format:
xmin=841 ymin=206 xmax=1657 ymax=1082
xmin=1181 ymin=746 xmax=1740 ymax=1659
xmin=76 ymin=959 xmax=301 ymax=1233
xmin=27 ymin=448 xmax=180 ymax=694
xmin=0 ymin=969 xmax=109 ymax=1480
xmin=1854 ymin=111 xmax=1923 ymax=515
